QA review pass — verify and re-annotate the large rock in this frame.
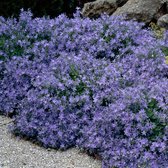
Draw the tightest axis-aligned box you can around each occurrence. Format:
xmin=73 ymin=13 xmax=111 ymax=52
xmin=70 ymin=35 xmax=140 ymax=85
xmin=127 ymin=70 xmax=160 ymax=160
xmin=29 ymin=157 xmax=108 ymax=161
xmin=113 ymin=0 xmax=166 ymax=23
xmin=157 ymin=14 xmax=168 ymax=29
xmin=82 ymin=0 xmax=128 ymax=18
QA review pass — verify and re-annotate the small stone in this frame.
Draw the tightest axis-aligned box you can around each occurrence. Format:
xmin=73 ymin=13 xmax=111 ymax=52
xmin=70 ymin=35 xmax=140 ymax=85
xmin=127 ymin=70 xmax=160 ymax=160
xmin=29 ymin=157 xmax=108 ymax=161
xmin=157 ymin=14 xmax=168 ymax=29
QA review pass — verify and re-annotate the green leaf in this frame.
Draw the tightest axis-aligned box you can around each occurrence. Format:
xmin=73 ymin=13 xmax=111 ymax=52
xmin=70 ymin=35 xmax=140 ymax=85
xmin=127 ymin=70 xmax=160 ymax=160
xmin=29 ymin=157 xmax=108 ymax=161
xmin=145 ymin=98 xmax=167 ymax=141
xmin=76 ymin=81 xmax=86 ymax=95
xmin=69 ymin=64 xmax=79 ymax=81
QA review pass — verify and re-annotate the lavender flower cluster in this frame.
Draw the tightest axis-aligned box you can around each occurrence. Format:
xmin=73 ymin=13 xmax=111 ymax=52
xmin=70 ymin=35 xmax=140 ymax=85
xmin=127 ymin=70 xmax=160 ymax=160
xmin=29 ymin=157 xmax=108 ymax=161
xmin=0 ymin=10 xmax=168 ymax=168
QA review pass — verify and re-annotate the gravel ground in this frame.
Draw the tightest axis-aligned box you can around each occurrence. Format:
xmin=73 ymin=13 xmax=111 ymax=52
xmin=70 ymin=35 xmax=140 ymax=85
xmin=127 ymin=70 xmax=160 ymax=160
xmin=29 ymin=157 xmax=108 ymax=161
xmin=0 ymin=115 xmax=101 ymax=168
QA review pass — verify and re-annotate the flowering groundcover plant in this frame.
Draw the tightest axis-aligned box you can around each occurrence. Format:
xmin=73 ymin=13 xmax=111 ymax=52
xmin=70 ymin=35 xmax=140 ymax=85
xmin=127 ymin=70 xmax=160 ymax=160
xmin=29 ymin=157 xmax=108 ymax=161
xmin=0 ymin=10 xmax=168 ymax=168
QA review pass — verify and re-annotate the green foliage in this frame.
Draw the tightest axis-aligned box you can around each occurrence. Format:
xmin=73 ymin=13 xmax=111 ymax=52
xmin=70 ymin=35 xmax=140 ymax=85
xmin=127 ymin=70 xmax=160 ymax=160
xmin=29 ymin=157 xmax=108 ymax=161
xmin=104 ymin=34 xmax=116 ymax=43
xmin=166 ymin=56 xmax=168 ymax=64
xmin=161 ymin=46 xmax=168 ymax=64
xmin=69 ymin=65 xmax=87 ymax=95
xmin=37 ymin=33 xmax=51 ymax=42
xmin=9 ymin=45 xmax=24 ymax=57
xmin=0 ymin=36 xmax=7 ymax=60
xmin=0 ymin=36 xmax=6 ymax=48
xmin=0 ymin=34 xmax=25 ymax=59
xmin=47 ymin=86 xmax=68 ymax=99
xmin=101 ymin=97 xmax=111 ymax=106
xmin=69 ymin=65 xmax=79 ymax=81
xmin=146 ymin=99 xmax=167 ymax=141
xmin=76 ymin=82 xmax=87 ymax=95
xmin=68 ymin=31 xmax=75 ymax=41
xmin=162 ymin=46 xmax=168 ymax=56
xmin=149 ymin=22 xmax=168 ymax=64
xmin=129 ymin=102 xmax=141 ymax=113
xmin=149 ymin=22 xmax=165 ymax=39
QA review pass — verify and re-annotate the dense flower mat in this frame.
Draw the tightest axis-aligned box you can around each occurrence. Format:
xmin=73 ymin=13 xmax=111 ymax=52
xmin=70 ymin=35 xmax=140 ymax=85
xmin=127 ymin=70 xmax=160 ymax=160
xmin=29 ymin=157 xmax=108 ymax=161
xmin=0 ymin=10 xmax=168 ymax=168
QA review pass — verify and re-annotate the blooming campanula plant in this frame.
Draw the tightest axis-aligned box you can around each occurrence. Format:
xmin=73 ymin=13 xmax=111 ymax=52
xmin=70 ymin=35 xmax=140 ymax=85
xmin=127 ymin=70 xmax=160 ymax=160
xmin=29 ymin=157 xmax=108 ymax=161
xmin=0 ymin=10 xmax=168 ymax=167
